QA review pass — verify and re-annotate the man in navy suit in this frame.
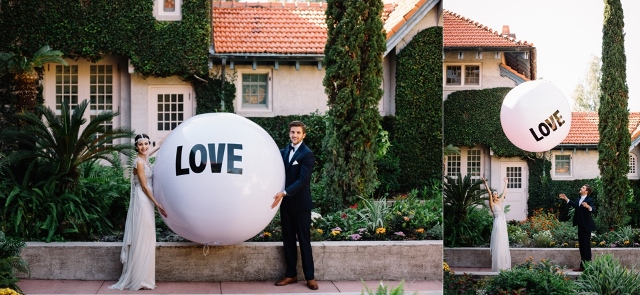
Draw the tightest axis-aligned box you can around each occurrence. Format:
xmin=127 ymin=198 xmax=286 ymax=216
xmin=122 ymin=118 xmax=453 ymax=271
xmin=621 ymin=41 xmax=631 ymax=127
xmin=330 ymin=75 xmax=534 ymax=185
xmin=559 ymin=184 xmax=596 ymax=272
xmin=271 ymin=121 xmax=317 ymax=290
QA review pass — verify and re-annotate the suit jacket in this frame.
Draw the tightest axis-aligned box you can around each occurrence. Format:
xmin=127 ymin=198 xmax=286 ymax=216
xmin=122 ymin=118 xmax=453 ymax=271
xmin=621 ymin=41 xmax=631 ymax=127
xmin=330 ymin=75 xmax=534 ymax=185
xmin=568 ymin=196 xmax=596 ymax=232
xmin=280 ymin=142 xmax=315 ymax=212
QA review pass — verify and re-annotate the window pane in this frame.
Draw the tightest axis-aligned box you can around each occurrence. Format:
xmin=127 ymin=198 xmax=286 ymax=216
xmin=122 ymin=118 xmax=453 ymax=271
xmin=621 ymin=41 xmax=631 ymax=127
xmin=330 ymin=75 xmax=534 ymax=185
xmin=629 ymin=154 xmax=637 ymax=174
xmin=465 ymin=65 xmax=480 ymax=85
xmin=446 ymin=66 xmax=461 ymax=85
xmin=506 ymin=167 xmax=522 ymax=189
xmin=467 ymin=149 xmax=481 ymax=179
xmin=555 ymin=155 xmax=571 ymax=175
xmin=164 ymin=0 xmax=176 ymax=12
xmin=446 ymin=155 xmax=461 ymax=177
xmin=241 ymin=74 xmax=268 ymax=107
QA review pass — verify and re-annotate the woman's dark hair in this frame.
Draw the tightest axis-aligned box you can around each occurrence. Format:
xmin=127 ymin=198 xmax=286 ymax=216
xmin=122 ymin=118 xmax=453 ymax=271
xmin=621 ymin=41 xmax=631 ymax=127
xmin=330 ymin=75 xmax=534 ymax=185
xmin=134 ymin=134 xmax=150 ymax=152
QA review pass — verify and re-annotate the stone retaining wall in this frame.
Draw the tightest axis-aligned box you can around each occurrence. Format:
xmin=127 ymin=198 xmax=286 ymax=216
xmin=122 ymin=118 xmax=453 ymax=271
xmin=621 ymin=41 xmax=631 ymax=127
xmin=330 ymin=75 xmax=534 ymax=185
xmin=444 ymin=247 xmax=640 ymax=269
xmin=19 ymin=241 xmax=442 ymax=281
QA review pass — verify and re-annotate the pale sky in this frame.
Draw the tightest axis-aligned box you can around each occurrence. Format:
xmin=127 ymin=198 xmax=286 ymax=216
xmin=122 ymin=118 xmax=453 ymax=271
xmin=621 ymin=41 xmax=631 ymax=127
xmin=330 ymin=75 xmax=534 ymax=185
xmin=444 ymin=0 xmax=640 ymax=112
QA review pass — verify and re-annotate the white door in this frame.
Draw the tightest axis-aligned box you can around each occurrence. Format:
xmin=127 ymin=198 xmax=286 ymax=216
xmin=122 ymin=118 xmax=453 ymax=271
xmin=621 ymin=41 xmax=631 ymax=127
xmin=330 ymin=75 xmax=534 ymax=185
xmin=500 ymin=162 xmax=528 ymax=221
xmin=148 ymin=86 xmax=194 ymax=147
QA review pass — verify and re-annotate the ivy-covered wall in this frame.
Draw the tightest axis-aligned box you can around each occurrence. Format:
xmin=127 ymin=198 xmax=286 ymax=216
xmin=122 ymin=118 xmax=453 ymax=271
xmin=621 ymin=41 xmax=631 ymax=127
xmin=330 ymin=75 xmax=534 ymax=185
xmin=393 ymin=26 xmax=443 ymax=189
xmin=0 ymin=0 xmax=210 ymax=78
xmin=443 ymin=87 xmax=526 ymax=158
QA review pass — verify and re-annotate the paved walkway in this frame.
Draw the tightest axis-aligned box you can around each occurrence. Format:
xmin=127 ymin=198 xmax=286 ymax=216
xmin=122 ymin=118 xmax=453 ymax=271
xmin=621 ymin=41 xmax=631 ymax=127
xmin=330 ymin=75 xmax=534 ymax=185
xmin=17 ymin=279 xmax=443 ymax=295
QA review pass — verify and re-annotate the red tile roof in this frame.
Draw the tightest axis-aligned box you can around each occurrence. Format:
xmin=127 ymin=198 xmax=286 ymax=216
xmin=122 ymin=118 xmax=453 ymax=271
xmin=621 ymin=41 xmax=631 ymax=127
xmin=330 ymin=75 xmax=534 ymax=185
xmin=212 ymin=0 xmax=427 ymax=55
xmin=212 ymin=2 xmax=327 ymax=54
xmin=383 ymin=0 xmax=426 ymax=40
xmin=443 ymin=9 xmax=533 ymax=49
xmin=561 ymin=112 xmax=640 ymax=145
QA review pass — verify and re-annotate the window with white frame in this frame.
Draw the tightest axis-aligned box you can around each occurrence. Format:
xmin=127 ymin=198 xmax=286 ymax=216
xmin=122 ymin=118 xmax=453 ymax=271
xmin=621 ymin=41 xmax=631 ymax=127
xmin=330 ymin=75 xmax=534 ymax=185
xmin=241 ymin=73 xmax=269 ymax=109
xmin=156 ymin=93 xmax=185 ymax=131
xmin=446 ymin=147 xmax=483 ymax=179
xmin=50 ymin=61 xmax=118 ymax=146
xmin=154 ymin=0 xmax=182 ymax=21
xmin=445 ymin=64 xmax=481 ymax=86
xmin=554 ymin=154 xmax=571 ymax=176
xmin=629 ymin=153 xmax=637 ymax=175
xmin=446 ymin=154 xmax=461 ymax=177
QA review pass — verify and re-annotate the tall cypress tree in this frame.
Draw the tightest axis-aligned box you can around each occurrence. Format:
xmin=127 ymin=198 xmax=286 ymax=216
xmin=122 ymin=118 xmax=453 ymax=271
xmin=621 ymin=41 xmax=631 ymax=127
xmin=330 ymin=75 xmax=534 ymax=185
xmin=597 ymin=0 xmax=630 ymax=230
xmin=322 ymin=0 xmax=385 ymax=209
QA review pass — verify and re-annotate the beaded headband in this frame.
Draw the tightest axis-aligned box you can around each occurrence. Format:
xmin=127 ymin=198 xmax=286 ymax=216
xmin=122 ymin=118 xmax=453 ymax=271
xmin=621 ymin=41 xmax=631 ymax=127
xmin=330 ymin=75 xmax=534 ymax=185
xmin=135 ymin=134 xmax=149 ymax=144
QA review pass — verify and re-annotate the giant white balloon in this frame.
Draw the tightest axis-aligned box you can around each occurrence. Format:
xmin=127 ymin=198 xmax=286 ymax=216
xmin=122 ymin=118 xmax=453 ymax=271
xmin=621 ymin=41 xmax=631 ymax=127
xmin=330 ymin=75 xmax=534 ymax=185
xmin=153 ymin=113 xmax=285 ymax=245
xmin=500 ymin=80 xmax=572 ymax=152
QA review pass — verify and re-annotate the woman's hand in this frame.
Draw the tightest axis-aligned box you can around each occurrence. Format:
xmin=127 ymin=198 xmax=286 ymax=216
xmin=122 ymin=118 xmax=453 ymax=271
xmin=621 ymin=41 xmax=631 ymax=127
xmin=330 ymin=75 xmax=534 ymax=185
xmin=155 ymin=202 xmax=168 ymax=217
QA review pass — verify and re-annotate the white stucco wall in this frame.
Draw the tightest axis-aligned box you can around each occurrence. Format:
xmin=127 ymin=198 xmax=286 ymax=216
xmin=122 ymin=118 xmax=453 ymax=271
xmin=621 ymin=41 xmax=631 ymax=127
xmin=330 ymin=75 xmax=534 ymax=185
xmin=228 ymin=64 xmax=328 ymax=118
xmin=129 ymin=74 xmax=193 ymax=136
xmin=551 ymin=147 xmax=640 ymax=180
xmin=442 ymin=51 xmax=518 ymax=100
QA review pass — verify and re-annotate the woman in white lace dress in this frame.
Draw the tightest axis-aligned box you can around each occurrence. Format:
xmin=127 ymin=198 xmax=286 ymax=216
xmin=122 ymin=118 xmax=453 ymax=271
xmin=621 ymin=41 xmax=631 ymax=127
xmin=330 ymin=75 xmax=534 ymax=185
xmin=482 ymin=177 xmax=511 ymax=272
xmin=109 ymin=134 xmax=168 ymax=290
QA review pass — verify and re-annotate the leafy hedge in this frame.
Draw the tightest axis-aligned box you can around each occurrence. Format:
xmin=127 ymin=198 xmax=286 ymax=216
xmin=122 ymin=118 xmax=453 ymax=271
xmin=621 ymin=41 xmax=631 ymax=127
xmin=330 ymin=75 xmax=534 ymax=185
xmin=0 ymin=0 xmax=210 ymax=78
xmin=443 ymin=87 xmax=527 ymax=157
xmin=393 ymin=26 xmax=443 ymax=189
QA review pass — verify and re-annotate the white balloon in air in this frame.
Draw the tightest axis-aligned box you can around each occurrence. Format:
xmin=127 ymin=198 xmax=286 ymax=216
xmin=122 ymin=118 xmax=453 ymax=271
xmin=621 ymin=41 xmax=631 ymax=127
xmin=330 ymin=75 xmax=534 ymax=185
xmin=153 ymin=113 xmax=284 ymax=245
xmin=500 ymin=80 xmax=572 ymax=152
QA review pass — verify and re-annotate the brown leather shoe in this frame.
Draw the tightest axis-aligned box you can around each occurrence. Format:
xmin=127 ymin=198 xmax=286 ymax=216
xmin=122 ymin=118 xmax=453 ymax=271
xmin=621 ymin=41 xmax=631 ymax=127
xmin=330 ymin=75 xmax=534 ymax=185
xmin=275 ymin=277 xmax=297 ymax=286
xmin=307 ymin=279 xmax=319 ymax=290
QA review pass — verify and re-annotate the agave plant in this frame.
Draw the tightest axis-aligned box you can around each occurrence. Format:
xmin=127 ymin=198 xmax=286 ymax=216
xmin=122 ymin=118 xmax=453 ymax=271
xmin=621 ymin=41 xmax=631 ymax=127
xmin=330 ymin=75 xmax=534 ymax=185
xmin=443 ymin=173 xmax=487 ymax=222
xmin=0 ymin=98 xmax=133 ymax=191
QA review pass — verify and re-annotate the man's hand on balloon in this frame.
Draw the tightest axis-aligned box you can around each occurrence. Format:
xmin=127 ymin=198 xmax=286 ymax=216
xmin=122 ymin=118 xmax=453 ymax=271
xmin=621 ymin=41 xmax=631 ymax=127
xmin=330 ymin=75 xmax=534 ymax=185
xmin=271 ymin=192 xmax=285 ymax=209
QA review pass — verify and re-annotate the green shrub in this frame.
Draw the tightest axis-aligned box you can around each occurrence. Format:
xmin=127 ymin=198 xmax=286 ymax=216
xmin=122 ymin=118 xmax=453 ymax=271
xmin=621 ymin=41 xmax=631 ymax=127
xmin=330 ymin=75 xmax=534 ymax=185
xmin=550 ymin=221 xmax=578 ymax=248
xmin=444 ymin=206 xmax=493 ymax=247
xmin=482 ymin=258 xmax=575 ymax=295
xmin=361 ymin=280 xmax=405 ymax=295
xmin=531 ymin=230 xmax=554 ymax=248
xmin=0 ymin=231 xmax=28 ymax=294
xmin=575 ymin=253 xmax=640 ymax=295
xmin=508 ymin=224 xmax=530 ymax=246
xmin=443 ymin=262 xmax=479 ymax=295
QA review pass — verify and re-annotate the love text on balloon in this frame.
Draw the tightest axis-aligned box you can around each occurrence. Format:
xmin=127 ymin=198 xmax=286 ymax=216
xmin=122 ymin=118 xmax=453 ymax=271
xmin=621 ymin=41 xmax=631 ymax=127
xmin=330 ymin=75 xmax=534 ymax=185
xmin=175 ymin=143 xmax=243 ymax=176
xmin=528 ymin=110 xmax=566 ymax=142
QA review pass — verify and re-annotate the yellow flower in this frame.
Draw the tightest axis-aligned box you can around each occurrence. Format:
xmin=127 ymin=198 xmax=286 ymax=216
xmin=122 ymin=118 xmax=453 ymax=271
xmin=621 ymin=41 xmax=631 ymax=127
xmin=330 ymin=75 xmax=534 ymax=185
xmin=376 ymin=227 xmax=386 ymax=235
xmin=599 ymin=241 xmax=605 ymax=246
xmin=416 ymin=228 xmax=424 ymax=234
xmin=549 ymin=241 xmax=555 ymax=246
xmin=624 ymin=240 xmax=630 ymax=245
xmin=562 ymin=242 xmax=568 ymax=247
xmin=263 ymin=231 xmax=272 ymax=237
xmin=317 ymin=229 xmax=324 ymax=235
xmin=0 ymin=288 xmax=19 ymax=295
xmin=443 ymin=262 xmax=451 ymax=273
xmin=331 ymin=230 xmax=340 ymax=236
xmin=403 ymin=216 xmax=410 ymax=222
xmin=575 ymin=243 xmax=580 ymax=248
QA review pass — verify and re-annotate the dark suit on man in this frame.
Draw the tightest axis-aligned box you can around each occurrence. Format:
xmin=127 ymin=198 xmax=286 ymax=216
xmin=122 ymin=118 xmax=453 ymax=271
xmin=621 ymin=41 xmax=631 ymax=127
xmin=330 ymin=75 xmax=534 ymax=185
xmin=567 ymin=195 xmax=596 ymax=268
xmin=279 ymin=142 xmax=315 ymax=280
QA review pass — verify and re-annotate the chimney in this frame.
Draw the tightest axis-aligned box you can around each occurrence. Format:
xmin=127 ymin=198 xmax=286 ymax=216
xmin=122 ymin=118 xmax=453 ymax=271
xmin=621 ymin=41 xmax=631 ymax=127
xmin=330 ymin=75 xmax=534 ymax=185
xmin=501 ymin=25 xmax=516 ymax=38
